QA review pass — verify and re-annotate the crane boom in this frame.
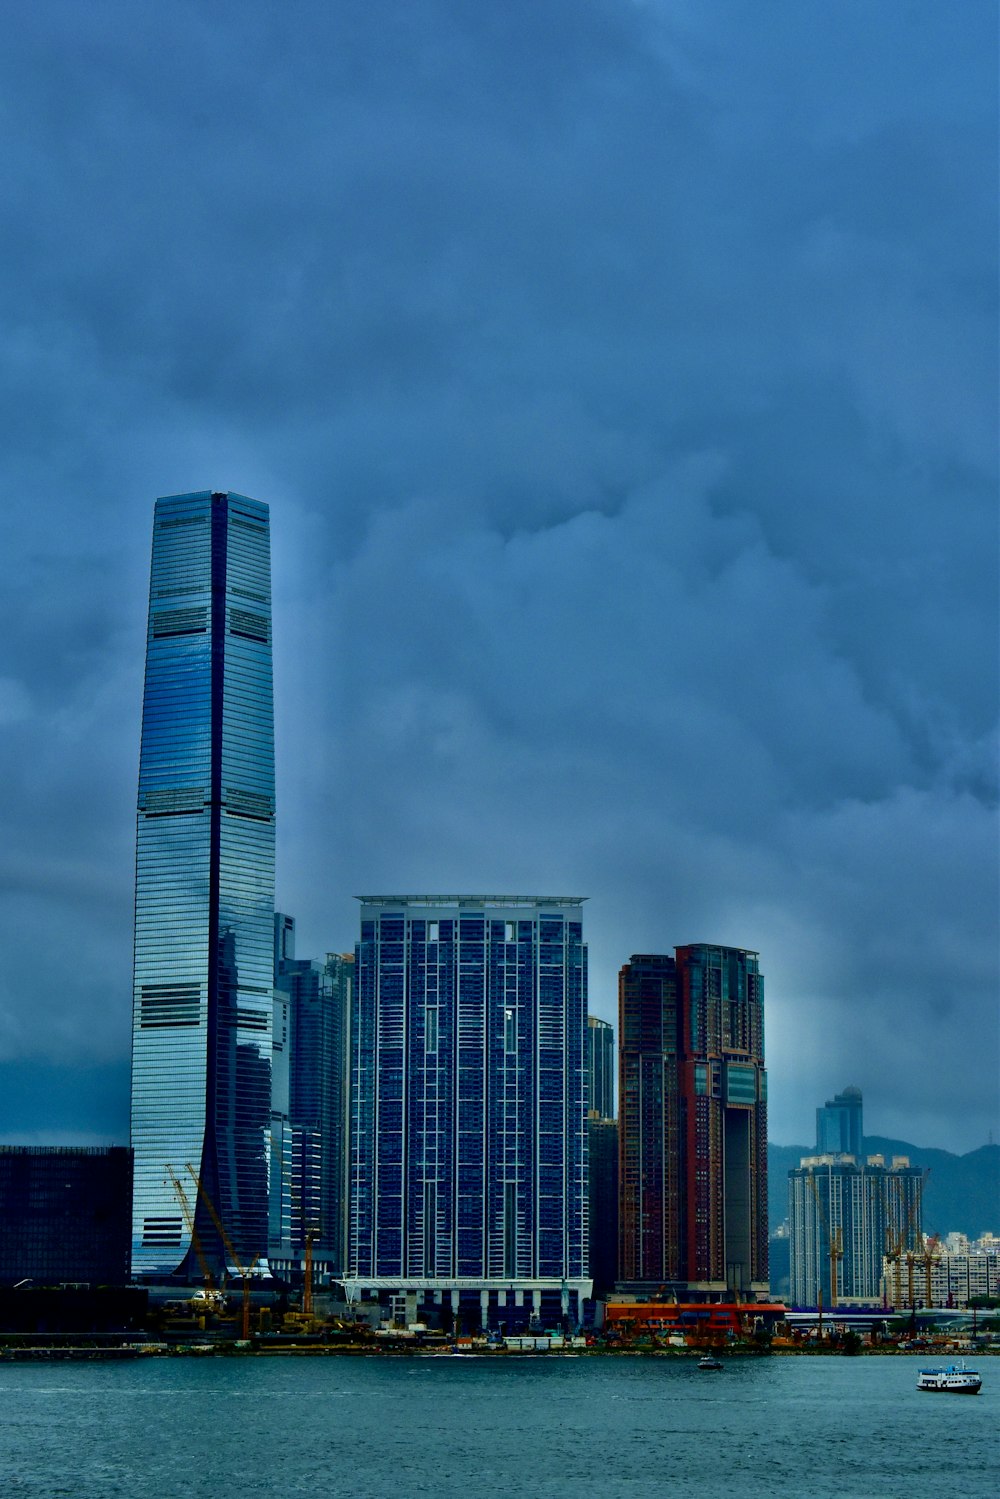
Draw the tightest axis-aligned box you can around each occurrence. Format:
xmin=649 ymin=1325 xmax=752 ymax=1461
xmin=166 ymin=1166 xmax=216 ymax=1293
xmin=185 ymin=1164 xmax=260 ymax=1338
xmin=923 ymin=1233 xmax=941 ymax=1308
xmin=269 ymin=1131 xmax=322 ymax=1318
xmin=808 ymin=1172 xmax=843 ymax=1310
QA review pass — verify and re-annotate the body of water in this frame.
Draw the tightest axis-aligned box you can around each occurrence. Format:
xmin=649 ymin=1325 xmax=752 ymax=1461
xmin=2 ymin=1353 xmax=995 ymax=1498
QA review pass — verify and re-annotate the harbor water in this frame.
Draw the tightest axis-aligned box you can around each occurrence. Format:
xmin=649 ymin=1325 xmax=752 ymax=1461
xmin=2 ymin=1353 xmax=996 ymax=1498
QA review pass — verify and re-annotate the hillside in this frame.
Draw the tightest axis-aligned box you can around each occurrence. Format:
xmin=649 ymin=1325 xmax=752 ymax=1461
xmin=768 ymin=1139 xmax=999 ymax=1240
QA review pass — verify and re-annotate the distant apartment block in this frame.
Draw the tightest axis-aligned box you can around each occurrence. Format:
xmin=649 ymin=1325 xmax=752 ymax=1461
xmin=347 ymin=896 xmax=590 ymax=1329
xmin=789 ymin=1151 xmax=923 ymax=1307
xmin=0 ymin=1147 xmax=132 ymax=1286
xmin=908 ymin=1247 xmax=1000 ymax=1308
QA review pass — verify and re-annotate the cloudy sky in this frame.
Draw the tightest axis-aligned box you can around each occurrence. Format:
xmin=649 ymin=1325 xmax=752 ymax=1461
xmin=0 ymin=0 xmax=996 ymax=1154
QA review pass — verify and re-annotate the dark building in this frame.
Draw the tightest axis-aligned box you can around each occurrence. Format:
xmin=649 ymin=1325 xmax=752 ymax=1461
xmin=618 ymin=945 xmax=768 ymax=1299
xmin=588 ymin=1113 xmax=619 ymax=1297
xmin=0 ymin=1147 xmax=132 ymax=1286
xmin=619 ymin=953 xmax=682 ymax=1283
xmin=587 ymin=1016 xmax=615 ymax=1119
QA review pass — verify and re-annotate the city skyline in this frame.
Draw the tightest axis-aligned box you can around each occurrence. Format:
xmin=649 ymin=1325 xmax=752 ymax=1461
xmin=0 ymin=3 xmax=996 ymax=1158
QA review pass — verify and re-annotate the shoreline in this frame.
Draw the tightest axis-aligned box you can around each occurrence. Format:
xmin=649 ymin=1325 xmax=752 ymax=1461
xmin=1 ymin=1341 xmax=995 ymax=1362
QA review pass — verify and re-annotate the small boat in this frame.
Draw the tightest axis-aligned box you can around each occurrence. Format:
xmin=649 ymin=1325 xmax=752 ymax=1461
xmin=697 ymin=1355 xmax=724 ymax=1370
xmin=916 ymin=1363 xmax=981 ymax=1394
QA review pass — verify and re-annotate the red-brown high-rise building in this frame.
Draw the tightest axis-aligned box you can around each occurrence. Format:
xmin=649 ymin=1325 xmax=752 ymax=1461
xmin=619 ymin=954 xmax=681 ymax=1284
xmin=618 ymin=945 xmax=768 ymax=1299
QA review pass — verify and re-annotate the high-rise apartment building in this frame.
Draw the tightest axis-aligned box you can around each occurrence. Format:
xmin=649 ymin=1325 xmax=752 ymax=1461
xmin=816 ymin=1085 xmax=863 ymax=1157
xmin=347 ymin=896 xmax=590 ymax=1329
xmin=618 ymin=945 xmax=768 ymax=1298
xmin=588 ymin=1016 xmax=615 ymax=1119
xmin=270 ymin=913 xmax=353 ymax=1279
xmin=789 ymin=1152 xmax=924 ymax=1307
xmin=130 ymin=491 xmax=275 ymax=1280
xmin=619 ymin=953 xmax=682 ymax=1283
xmin=586 ymin=1017 xmax=617 ymax=1297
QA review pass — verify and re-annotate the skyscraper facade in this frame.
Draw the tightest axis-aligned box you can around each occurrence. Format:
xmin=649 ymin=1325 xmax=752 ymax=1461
xmin=347 ymin=896 xmax=590 ymax=1328
xmin=676 ymin=944 xmax=768 ymax=1297
xmin=130 ymin=491 xmax=275 ymax=1280
xmin=587 ymin=1016 xmax=615 ymax=1119
xmin=618 ymin=945 xmax=768 ymax=1298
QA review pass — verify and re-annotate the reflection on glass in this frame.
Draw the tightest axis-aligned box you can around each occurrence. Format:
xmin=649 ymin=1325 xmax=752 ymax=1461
xmin=131 ymin=492 xmax=274 ymax=1279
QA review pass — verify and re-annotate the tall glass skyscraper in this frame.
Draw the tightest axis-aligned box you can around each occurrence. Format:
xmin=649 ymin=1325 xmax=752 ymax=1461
xmin=347 ymin=896 xmax=591 ymax=1329
xmin=815 ymin=1084 xmax=864 ymax=1157
xmin=130 ymin=491 xmax=275 ymax=1280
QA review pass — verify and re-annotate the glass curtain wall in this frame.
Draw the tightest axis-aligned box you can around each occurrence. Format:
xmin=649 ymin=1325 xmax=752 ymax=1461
xmin=131 ymin=491 xmax=274 ymax=1279
xmin=350 ymin=897 xmax=588 ymax=1287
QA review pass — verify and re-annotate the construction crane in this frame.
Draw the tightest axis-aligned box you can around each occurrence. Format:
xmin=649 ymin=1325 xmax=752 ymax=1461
xmin=922 ymin=1233 xmax=942 ymax=1309
xmin=166 ymin=1166 xmax=225 ymax=1312
xmin=269 ymin=1131 xmax=322 ymax=1319
xmin=902 ymin=1172 xmax=929 ymax=1312
xmin=883 ymin=1219 xmax=905 ymax=1310
xmin=808 ymin=1172 xmax=843 ymax=1317
xmin=185 ymin=1164 xmax=260 ymax=1339
xmin=882 ymin=1169 xmax=928 ymax=1311
xmin=881 ymin=1169 xmax=928 ymax=1317
xmin=882 ymin=1175 xmax=902 ymax=1308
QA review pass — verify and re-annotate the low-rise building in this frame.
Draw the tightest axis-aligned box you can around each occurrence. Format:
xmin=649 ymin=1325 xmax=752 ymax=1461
xmin=893 ymin=1247 xmax=1000 ymax=1308
xmin=0 ymin=1146 xmax=132 ymax=1286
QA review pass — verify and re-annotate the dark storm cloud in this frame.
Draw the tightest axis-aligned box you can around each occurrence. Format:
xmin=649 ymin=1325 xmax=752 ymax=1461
xmin=0 ymin=0 xmax=996 ymax=1152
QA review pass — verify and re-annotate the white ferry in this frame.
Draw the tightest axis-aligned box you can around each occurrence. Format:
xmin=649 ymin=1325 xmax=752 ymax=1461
xmin=916 ymin=1363 xmax=982 ymax=1395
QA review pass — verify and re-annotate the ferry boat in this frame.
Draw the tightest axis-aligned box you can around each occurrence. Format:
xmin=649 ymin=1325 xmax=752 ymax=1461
xmin=697 ymin=1355 xmax=724 ymax=1370
xmin=916 ymin=1363 xmax=982 ymax=1394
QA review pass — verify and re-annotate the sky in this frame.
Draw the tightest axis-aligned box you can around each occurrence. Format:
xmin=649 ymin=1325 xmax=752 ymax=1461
xmin=0 ymin=0 xmax=996 ymax=1155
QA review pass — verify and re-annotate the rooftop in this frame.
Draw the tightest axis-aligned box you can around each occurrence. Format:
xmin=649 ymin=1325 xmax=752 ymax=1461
xmin=356 ymin=895 xmax=587 ymax=907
